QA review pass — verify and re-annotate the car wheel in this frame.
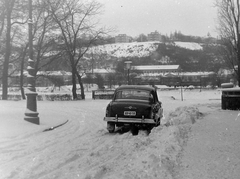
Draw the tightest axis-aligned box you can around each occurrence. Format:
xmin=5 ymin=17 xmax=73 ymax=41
xmin=146 ymin=125 xmax=153 ymax=134
xmin=156 ymin=118 xmax=161 ymax=126
xmin=131 ymin=125 xmax=139 ymax=135
xmin=107 ymin=122 xmax=115 ymax=133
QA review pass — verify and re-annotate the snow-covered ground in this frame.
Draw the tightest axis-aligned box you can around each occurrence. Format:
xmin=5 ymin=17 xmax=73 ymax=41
xmin=0 ymin=89 xmax=240 ymax=179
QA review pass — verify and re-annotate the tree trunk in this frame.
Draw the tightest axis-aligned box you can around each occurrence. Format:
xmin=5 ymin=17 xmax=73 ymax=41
xmin=76 ymin=72 xmax=85 ymax=100
xmin=20 ymin=56 xmax=26 ymax=100
xmin=238 ymin=36 xmax=240 ymax=87
xmin=2 ymin=1 xmax=13 ymax=100
xmin=71 ymin=69 xmax=77 ymax=100
xmin=238 ymin=57 xmax=240 ymax=86
xmin=20 ymin=45 xmax=28 ymax=100
xmin=2 ymin=46 xmax=10 ymax=100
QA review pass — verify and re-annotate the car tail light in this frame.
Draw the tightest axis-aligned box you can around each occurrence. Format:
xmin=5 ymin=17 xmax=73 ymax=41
xmin=106 ymin=104 xmax=111 ymax=117
xmin=105 ymin=109 xmax=109 ymax=117
xmin=150 ymin=111 xmax=154 ymax=119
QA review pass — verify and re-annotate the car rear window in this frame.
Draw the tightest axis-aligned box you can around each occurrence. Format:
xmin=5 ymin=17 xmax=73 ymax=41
xmin=114 ymin=89 xmax=153 ymax=101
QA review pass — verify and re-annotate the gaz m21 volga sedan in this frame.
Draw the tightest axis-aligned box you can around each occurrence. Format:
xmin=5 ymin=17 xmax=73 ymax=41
xmin=103 ymin=85 xmax=163 ymax=134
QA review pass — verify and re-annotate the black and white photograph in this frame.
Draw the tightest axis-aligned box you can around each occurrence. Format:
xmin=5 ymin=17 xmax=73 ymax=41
xmin=0 ymin=0 xmax=240 ymax=178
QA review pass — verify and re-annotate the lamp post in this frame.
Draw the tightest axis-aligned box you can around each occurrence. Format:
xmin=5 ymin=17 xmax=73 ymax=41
xmin=180 ymin=70 xmax=184 ymax=101
xmin=24 ymin=0 xmax=39 ymax=124
xmin=125 ymin=61 xmax=132 ymax=85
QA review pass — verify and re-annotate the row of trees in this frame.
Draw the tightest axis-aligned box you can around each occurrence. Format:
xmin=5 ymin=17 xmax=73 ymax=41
xmin=0 ymin=0 xmax=109 ymax=100
xmin=134 ymin=31 xmax=217 ymax=44
xmin=1 ymin=0 xmax=240 ymax=99
xmin=215 ymin=0 xmax=240 ymax=86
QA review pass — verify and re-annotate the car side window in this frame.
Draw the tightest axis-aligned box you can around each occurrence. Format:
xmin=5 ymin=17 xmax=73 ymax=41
xmin=115 ymin=91 xmax=122 ymax=99
xmin=149 ymin=93 xmax=154 ymax=103
xmin=153 ymin=90 xmax=159 ymax=102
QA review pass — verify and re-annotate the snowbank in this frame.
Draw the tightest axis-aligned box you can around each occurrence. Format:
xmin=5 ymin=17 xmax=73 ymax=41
xmin=164 ymin=106 xmax=202 ymax=126
xmin=86 ymin=106 xmax=202 ymax=179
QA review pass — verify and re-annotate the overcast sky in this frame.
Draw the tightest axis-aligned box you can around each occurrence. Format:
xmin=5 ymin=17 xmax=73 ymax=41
xmin=98 ymin=0 xmax=218 ymax=38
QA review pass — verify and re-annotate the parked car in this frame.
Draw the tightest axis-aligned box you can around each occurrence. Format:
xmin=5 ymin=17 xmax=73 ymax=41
xmin=103 ymin=85 xmax=163 ymax=134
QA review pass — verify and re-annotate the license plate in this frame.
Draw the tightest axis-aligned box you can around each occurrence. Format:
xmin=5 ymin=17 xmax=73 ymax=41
xmin=124 ymin=111 xmax=136 ymax=116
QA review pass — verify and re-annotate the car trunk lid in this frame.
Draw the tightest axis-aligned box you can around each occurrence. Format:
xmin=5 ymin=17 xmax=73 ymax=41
xmin=110 ymin=100 xmax=152 ymax=118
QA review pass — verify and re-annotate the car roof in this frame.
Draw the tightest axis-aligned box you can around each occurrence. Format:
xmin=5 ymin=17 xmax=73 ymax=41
xmin=115 ymin=85 xmax=156 ymax=91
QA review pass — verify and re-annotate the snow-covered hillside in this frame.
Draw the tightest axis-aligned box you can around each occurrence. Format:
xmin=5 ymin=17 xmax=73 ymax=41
xmin=88 ymin=41 xmax=159 ymax=58
xmin=174 ymin=41 xmax=203 ymax=50
xmin=86 ymin=41 xmax=203 ymax=59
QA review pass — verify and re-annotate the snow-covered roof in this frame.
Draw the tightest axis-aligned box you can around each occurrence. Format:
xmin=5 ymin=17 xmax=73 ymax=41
xmin=37 ymin=71 xmax=72 ymax=76
xmin=11 ymin=70 xmax=72 ymax=77
xmin=181 ymin=72 xmax=215 ymax=76
xmin=132 ymin=65 xmax=180 ymax=71
xmin=86 ymin=68 xmax=115 ymax=74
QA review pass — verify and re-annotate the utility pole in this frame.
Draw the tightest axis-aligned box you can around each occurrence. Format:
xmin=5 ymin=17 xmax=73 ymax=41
xmin=24 ymin=0 xmax=39 ymax=124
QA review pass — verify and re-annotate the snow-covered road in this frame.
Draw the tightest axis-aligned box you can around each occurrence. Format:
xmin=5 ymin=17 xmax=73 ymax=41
xmin=0 ymin=89 xmax=222 ymax=179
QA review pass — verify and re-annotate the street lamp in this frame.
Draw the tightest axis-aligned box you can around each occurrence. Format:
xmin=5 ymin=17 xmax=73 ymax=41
xmin=179 ymin=70 xmax=184 ymax=101
xmin=24 ymin=0 xmax=39 ymax=124
xmin=124 ymin=61 xmax=132 ymax=85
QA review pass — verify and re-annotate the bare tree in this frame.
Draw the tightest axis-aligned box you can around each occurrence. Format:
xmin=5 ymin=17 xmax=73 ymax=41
xmin=46 ymin=0 xmax=107 ymax=99
xmin=31 ymin=0 xmax=64 ymax=74
xmin=0 ymin=0 xmax=63 ymax=99
xmin=19 ymin=0 xmax=64 ymax=97
xmin=1 ymin=0 xmax=16 ymax=99
xmin=216 ymin=0 xmax=240 ymax=85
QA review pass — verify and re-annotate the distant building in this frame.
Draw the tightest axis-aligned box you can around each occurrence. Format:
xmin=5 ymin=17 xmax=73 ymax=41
xmin=85 ymin=68 xmax=115 ymax=79
xmin=132 ymin=65 xmax=180 ymax=76
xmin=132 ymin=65 xmax=180 ymax=85
xmin=147 ymin=31 xmax=161 ymax=42
xmin=9 ymin=70 xmax=72 ymax=87
xmin=115 ymin=34 xmax=130 ymax=43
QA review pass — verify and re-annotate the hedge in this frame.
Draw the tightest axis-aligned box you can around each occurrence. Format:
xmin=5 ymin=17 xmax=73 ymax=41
xmin=0 ymin=93 xmax=84 ymax=101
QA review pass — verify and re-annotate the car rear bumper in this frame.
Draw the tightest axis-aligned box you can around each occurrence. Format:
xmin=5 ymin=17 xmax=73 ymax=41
xmin=103 ymin=116 xmax=157 ymax=124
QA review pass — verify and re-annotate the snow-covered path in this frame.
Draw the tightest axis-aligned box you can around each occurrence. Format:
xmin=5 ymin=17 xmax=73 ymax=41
xmin=178 ymin=106 xmax=240 ymax=179
xmin=0 ymin=100 xmax=110 ymax=179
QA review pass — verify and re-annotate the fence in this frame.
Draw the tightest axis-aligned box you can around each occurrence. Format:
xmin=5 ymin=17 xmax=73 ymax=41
xmin=0 ymin=93 xmax=84 ymax=101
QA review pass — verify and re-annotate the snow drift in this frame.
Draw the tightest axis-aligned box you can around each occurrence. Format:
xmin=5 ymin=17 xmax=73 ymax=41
xmin=85 ymin=106 xmax=202 ymax=179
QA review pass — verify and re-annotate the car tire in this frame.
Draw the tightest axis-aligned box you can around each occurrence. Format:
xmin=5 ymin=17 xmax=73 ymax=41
xmin=131 ymin=125 xmax=139 ymax=135
xmin=107 ymin=122 xmax=115 ymax=133
xmin=146 ymin=126 xmax=153 ymax=135
xmin=156 ymin=118 xmax=161 ymax=126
